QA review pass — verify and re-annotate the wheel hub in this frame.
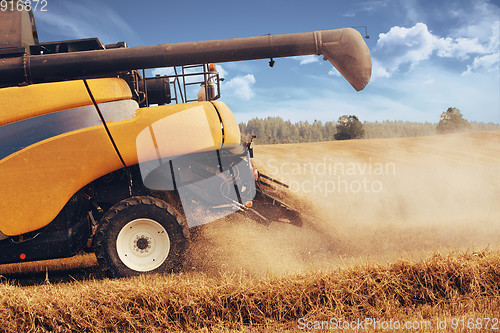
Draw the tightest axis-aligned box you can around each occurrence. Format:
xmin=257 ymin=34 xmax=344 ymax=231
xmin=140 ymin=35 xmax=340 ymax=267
xmin=116 ymin=218 xmax=170 ymax=272
xmin=134 ymin=235 xmax=151 ymax=252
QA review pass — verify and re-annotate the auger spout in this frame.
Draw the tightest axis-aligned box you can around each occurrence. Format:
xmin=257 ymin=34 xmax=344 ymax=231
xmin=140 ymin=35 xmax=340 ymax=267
xmin=0 ymin=10 xmax=371 ymax=90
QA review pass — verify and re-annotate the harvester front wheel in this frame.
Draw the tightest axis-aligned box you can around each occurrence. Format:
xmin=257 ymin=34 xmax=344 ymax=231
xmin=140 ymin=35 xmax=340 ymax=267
xmin=95 ymin=196 xmax=188 ymax=278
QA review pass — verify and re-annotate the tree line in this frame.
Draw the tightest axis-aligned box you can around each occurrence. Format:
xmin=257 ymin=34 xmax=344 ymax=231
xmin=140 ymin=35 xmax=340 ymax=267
xmin=240 ymin=109 xmax=500 ymax=145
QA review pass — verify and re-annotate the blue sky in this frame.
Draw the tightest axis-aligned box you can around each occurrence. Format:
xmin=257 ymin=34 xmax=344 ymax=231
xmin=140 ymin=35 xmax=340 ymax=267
xmin=33 ymin=0 xmax=499 ymax=124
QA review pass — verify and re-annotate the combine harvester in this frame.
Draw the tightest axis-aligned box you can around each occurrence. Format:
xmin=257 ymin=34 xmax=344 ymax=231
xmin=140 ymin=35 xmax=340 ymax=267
xmin=0 ymin=8 xmax=371 ymax=277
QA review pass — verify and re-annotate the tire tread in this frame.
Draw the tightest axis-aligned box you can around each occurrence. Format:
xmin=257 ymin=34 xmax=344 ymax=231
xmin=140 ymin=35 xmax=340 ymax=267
xmin=94 ymin=196 xmax=188 ymax=278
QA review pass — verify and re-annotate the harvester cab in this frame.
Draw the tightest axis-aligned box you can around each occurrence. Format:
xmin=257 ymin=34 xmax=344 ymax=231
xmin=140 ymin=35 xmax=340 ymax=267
xmin=0 ymin=7 xmax=371 ymax=278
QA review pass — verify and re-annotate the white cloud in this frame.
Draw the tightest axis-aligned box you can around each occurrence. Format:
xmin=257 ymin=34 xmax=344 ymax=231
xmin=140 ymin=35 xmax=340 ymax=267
xmin=423 ymin=78 xmax=434 ymax=85
xmin=223 ymin=74 xmax=256 ymax=100
xmin=340 ymin=0 xmax=389 ymax=18
xmin=328 ymin=67 xmax=341 ymax=77
xmin=435 ymin=37 xmax=488 ymax=60
xmin=152 ymin=67 xmax=175 ymax=77
xmin=35 ymin=0 xmax=140 ymax=44
xmin=371 ymin=59 xmax=391 ymax=79
xmin=435 ymin=18 xmax=499 ymax=60
xmin=151 ymin=66 xmax=205 ymax=84
xmin=342 ymin=11 xmax=356 ymax=18
xmin=401 ymin=0 xmax=420 ymax=23
xmin=374 ymin=23 xmax=435 ymax=74
xmin=216 ymin=65 xmax=228 ymax=79
xmin=373 ymin=20 xmax=500 ymax=78
xmin=449 ymin=0 xmax=499 ymax=42
xmin=463 ymin=53 xmax=500 ymax=76
xmin=292 ymin=55 xmax=320 ymax=65
xmin=300 ymin=56 xmax=320 ymax=65
xmin=232 ymin=60 xmax=499 ymax=125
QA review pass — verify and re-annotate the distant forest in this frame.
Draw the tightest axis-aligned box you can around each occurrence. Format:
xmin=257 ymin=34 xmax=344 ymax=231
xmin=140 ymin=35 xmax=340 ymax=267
xmin=239 ymin=117 xmax=500 ymax=144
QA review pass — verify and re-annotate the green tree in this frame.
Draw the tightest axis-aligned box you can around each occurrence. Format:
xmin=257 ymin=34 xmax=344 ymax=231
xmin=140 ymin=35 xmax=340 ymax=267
xmin=334 ymin=115 xmax=365 ymax=140
xmin=240 ymin=116 xmax=499 ymax=144
xmin=323 ymin=121 xmax=336 ymax=141
xmin=436 ymin=107 xmax=471 ymax=134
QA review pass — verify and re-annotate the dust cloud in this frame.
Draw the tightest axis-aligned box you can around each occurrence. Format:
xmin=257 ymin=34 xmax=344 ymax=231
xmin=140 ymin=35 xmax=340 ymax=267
xmin=186 ymin=131 xmax=500 ymax=276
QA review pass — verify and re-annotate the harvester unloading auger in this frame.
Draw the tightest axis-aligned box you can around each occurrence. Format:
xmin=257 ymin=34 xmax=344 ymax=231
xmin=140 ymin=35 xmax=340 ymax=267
xmin=0 ymin=8 xmax=371 ymax=277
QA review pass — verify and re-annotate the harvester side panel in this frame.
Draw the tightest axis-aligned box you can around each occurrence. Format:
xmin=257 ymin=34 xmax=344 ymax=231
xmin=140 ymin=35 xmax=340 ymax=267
xmin=0 ymin=78 xmax=131 ymax=127
xmin=0 ymin=79 xmax=235 ymax=236
xmin=211 ymin=101 xmax=241 ymax=147
xmin=0 ymin=78 xmax=131 ymax=236
xmin=0 ymin=120 xmax=123 ymax=236
xmin=103 ymin=102 xmax=225 ymax=168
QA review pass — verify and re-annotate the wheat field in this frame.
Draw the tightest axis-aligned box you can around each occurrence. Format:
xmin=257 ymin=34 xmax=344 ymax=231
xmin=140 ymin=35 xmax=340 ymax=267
xmin=0 ymin=131 xmax=499 ymax=332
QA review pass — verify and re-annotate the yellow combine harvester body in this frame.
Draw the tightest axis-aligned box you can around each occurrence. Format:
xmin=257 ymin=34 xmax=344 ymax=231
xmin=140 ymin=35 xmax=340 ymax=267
xmin=0 ymin=78 xmax=240 ymax=237
xmin=0 ymin=8 xmax=371 ymax=277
